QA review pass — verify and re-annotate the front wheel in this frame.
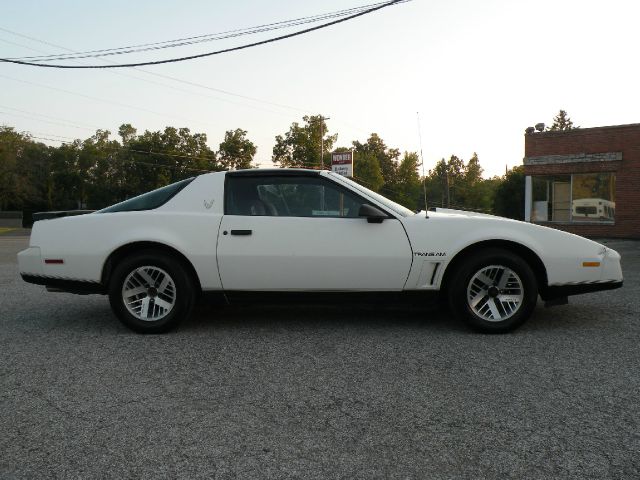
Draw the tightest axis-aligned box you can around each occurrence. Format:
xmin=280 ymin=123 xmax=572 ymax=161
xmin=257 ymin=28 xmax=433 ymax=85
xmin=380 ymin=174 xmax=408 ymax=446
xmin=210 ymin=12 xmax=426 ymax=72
xmin=108 ymin=251 xmax=196 ymax=333
xmin=448 ymin=249 xmax=538 ymax=333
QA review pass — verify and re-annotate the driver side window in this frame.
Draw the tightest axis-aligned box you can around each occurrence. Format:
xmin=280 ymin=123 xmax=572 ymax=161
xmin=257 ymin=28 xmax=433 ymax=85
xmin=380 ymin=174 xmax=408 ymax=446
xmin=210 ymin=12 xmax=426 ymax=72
xmin=226 ymin=175 xmax=365 ymax=218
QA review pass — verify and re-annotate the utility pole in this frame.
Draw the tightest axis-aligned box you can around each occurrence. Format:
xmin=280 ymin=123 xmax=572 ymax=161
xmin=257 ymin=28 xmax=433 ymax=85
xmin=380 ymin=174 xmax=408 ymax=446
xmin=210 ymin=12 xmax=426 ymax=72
xmin=318 ymin=116 xmax=330 ymax=169
xmin=445 ymin=170 xmax=450 ymax=208
xmin=317 ymin=115 xmax=330 ymax=211
xmin=416 ymin=112 xmax=428 ymax=217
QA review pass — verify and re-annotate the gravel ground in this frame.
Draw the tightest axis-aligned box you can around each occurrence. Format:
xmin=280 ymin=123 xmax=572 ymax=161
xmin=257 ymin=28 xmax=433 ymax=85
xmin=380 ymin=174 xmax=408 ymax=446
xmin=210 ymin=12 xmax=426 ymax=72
xmin=0 ymin=236 xmax=638 ymax=479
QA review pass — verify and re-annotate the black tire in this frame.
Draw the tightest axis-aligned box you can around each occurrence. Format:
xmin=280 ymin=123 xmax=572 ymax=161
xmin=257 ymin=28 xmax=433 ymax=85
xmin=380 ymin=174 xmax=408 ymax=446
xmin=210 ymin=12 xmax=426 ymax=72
xmin=448 ymin=248 xmax=538 ymax=333
xmin=108 ymin=250 xmax=196 ymax=334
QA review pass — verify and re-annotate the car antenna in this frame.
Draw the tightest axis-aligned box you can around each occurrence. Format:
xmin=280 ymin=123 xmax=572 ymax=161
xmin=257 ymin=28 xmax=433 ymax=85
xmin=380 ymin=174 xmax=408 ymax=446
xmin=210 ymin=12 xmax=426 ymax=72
xmin=417 ymin=112 xmax=429 ymax=218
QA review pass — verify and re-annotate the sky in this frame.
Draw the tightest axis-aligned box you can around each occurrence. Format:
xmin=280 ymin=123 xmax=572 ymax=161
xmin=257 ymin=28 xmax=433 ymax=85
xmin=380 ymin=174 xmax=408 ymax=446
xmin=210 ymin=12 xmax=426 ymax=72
xmin=2 ymin=0 xmax=640 ymax=177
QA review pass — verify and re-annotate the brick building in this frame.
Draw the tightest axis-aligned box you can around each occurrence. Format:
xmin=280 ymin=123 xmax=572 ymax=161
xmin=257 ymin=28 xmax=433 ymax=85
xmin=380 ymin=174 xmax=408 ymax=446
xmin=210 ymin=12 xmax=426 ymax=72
xmin=523 ymin=123 xmax=640 ymax=239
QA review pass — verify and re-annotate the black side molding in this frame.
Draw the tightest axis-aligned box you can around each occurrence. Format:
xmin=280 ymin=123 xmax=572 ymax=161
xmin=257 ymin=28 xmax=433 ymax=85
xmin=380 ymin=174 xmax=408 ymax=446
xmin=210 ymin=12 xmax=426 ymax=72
xmin=21 ymin=274 xmax=106 ymax=295
xmin=221 ymin=290 xmax=440 ymax=307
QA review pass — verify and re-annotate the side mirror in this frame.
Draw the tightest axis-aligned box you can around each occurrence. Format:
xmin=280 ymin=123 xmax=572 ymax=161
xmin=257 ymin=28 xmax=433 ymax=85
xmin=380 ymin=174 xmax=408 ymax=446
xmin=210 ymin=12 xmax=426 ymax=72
xmin=358 ymin=204 xmax=387 ymax=223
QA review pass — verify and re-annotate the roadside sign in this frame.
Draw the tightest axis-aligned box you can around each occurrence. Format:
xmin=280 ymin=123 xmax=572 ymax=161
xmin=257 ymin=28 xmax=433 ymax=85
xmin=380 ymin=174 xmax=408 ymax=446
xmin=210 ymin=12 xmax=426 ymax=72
xmin=331 ymin=151 xmax=353 ymax=177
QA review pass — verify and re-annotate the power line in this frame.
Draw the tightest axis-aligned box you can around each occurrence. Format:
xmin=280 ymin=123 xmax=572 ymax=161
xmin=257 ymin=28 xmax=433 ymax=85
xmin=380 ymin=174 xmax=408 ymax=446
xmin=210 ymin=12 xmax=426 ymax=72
xmin=138 ymin=70 xmax=310 ymax=114
xmin=0 ymin=108 xmax=97 ymax=131
xmin=0 ymin=28 xmax=311 ymax=114
xmin=0 ymin=0 xmax=409 ymax=68
xmin=0 ymin=105 xmax=100 ymax=129
xmin=0 ymin=36 xmax=46 ymax=52
xmin=6 ymin=2 xmax=403 ymax=62
xmin=0 ymin=27 xmax=376 ymax=138
xmin=0 ymin=31 xmax=312 ymax=118
xmin=22 ymin=131 xmax=75 ymax=140
xmin=1 ymin=31 xmax=393 ymax=166
xmin=27 ymin=135 xmax=74 ymax=143
xmin=0 ymin=73 xmax=212 ymax=126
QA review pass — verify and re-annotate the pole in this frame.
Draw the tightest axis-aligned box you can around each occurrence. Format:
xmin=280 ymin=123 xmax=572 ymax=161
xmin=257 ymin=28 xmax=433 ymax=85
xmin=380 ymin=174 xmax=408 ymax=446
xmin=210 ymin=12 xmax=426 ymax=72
xmin=321 ymin=128 xmax=324 ymax=169
xmin=416 ymin=112 xmax=428 ymax=217
xmin=318 ymin=115 xmax=330 ymax=169
xmin=317 ymin=115 xmax=330 ymax=211
xmin=445 ymin=170 xmax=450 ymax=208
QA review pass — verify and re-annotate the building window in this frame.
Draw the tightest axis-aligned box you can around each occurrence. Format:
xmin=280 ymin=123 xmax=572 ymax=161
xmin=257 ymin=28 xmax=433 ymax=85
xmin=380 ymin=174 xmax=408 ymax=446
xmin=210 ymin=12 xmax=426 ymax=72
xmin=530 ymin=173 xmax=615 ymax=223
xmin=571 ymin=173 xmax=616 ymax=222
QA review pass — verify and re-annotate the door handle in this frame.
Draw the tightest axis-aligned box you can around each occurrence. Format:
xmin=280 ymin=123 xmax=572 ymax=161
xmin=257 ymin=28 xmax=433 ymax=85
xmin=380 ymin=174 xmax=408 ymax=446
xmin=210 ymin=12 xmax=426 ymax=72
xmin=230 ymin=229 xmax=252 ymax=236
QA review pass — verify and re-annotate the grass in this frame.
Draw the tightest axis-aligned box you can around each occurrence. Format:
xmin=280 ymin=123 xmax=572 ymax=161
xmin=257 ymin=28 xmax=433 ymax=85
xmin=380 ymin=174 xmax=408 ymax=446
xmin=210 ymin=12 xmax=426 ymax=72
xmin=0 ymin=228 xmax=17 ymax=235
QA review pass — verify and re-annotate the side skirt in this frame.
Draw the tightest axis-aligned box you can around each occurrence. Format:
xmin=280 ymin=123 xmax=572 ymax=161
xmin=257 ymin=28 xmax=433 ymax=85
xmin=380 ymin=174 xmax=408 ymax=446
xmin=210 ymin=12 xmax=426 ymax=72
xmin=203 ymin=290 xmax=440 ymax=307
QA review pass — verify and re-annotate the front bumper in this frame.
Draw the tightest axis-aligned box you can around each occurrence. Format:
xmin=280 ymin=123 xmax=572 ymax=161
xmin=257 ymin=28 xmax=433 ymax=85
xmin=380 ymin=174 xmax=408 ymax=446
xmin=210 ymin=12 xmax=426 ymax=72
xmin=541 ymin=244 xmax=623 ymax=301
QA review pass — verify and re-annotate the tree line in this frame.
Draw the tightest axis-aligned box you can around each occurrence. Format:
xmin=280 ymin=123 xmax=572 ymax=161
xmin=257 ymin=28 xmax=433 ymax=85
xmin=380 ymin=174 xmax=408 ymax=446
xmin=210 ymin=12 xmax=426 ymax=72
xmin=0 ymin=124 xmax=255 ymax=212
xmin=0 ymin=114 xmax=531 ymax=218
xmin=272 ymin=114 xmax=525 ymax=217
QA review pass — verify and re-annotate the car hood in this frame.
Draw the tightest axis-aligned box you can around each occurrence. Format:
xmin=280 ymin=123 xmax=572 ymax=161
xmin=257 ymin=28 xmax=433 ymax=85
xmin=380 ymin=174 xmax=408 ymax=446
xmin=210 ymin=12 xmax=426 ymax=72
xmin=407 ymin=208 xmax=605 ymax=249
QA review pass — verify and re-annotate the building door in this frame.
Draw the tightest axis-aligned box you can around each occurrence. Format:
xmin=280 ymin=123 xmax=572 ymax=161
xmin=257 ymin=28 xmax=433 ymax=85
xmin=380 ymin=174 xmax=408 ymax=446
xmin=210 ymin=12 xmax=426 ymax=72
xmin=552 ymin=182 xmax=571 ymax=222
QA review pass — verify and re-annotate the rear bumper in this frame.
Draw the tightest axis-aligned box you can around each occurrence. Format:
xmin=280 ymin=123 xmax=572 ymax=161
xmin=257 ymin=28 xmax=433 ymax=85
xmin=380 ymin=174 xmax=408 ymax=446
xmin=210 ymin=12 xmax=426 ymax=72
xmin=17 ymin=246 xmax=43 ymax=276
xmin=541 ymin=280 xmax=623 ymax=301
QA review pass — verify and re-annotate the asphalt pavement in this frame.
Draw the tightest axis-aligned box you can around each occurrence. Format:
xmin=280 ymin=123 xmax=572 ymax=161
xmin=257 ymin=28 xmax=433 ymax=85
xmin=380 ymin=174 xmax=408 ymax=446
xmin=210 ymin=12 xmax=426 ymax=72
xmin=1 ymin=235 xmax=639 ymax=479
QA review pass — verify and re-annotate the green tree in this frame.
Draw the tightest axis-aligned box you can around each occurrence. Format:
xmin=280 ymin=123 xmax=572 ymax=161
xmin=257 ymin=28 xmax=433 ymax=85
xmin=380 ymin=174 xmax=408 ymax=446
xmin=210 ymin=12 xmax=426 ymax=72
xmin=350 ymin=150 xmax=384 ymax=192
xmin=424 ymin=153 xmax=496 ymax=212
xmin=0 ymin=127 xmax=24 ymax=210
xmin=548 ymin=110 xmax=576 ymax=131
xmin=465 ymin=152 xmax=483 ymax=184
xmin=272 ymin=115 xmax=336 ymax=168
xmin=1 ymin=122 xmax=237 ymax=212
xmin=123 ymin=126 xmax=217 ymax=199
xmin=445 ymin=155 xmax=466 ymax=207
xmin=83 ymin=130 xmax=125 ymax=208
xmin=118 ymin=123 xmax=137 ymax=145
xmin=394 ymin=152 xmax=422 ymax=210
xmin=428 ymin=155 xmax=466 ymax=208
xmin=493 ymin=166 xmax=525 ymax=220
xmin=0 ymin=127 xmax=54 ymax=210
xmin=218 ymin=128 xmax=256 ymax=170
xmin=352 ymin=133 xmax=400 ymax=190
xmin=457 ymin=152 xmax=494 ymax=212
xmin=47 ymin=141 xmax=82 ymax=210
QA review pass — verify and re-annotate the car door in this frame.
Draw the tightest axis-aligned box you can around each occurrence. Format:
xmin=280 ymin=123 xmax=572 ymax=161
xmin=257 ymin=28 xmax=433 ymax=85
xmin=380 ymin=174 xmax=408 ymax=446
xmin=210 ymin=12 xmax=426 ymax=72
xmin=216 ymin=172 xmax=413 ymax=291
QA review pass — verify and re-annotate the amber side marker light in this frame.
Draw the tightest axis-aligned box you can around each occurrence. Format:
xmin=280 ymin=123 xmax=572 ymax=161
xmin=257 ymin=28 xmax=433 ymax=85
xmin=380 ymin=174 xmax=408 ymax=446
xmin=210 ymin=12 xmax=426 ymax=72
xmin=582 ymin=262 xmax=601 ymax=267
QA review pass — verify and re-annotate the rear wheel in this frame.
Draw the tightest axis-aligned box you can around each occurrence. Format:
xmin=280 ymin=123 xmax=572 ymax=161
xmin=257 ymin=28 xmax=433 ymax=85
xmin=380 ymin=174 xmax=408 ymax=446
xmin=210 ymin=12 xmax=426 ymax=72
xmin=448 ymin=249 xmax=538 ymax=333
xmin=109 ymin=251 xmax=196 ymax=333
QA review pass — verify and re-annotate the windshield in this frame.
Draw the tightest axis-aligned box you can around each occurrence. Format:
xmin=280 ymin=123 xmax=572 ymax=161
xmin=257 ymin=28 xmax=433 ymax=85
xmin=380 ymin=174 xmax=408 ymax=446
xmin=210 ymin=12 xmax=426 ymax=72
xmin=328 ymin=173 xmax=416 ymax=217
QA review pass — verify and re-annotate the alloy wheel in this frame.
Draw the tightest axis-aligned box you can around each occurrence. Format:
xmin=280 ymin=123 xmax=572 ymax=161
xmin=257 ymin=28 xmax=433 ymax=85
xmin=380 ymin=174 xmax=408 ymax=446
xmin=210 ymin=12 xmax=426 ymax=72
xmin=121 ymin=266 xmax=177 ymax=321
xmin=466 ymin=265 xmax=524 ymax=322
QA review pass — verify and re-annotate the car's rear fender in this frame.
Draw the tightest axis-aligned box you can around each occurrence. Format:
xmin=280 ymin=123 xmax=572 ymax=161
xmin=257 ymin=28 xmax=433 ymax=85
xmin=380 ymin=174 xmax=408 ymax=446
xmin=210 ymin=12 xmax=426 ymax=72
xmin=101 ymin=241 xmax=203 ymax=294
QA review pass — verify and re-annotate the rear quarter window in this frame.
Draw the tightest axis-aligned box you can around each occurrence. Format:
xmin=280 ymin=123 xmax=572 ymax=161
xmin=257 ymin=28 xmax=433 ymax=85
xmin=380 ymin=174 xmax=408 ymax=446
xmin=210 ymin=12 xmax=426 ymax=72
xmin=98 ymin=177 xmax=195 ymax=213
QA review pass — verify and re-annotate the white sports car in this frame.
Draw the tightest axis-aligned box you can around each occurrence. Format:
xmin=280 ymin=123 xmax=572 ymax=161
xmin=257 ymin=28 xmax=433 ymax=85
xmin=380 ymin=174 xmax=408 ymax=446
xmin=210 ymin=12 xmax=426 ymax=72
xmin=18 ymin=169 xmax=623 ymax=333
